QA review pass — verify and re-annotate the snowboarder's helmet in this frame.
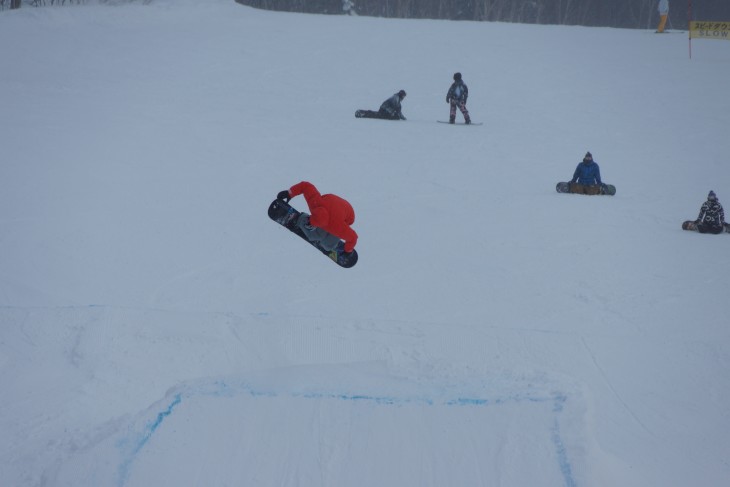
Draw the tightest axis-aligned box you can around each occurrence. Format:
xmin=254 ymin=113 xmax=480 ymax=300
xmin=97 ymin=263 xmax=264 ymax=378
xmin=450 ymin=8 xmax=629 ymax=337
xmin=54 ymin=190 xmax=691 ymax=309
xmin=453 ymin=72 xmax=462 ymax=81
xmin=584 ymin=151 xmax=593 ymax=161
xmin=398 ymin=89 xmax=406 ymax=98
xmin=708 ymin=190 xmax=717 ymax=201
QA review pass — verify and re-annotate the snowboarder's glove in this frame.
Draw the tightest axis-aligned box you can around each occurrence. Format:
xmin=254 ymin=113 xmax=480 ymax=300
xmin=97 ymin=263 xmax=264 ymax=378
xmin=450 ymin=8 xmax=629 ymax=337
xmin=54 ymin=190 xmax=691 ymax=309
xmin=277 ymin=190 xmax=290 ymax=202
xmin=446 ymin=97 xmax=450 ymax=103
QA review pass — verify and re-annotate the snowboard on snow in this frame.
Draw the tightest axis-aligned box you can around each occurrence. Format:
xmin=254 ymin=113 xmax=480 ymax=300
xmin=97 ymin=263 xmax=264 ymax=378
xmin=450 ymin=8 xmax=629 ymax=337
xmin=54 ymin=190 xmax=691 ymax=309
xmin=268 ymin=199 xmax=358 ymax=268
xmin=556 ymin=181 xmax=616 ymax=196
xmin=355 ymin=110 xmax=400 ymax=120
xmin=681 ymin=220 xmax=730 ymax=233
xmin=437 ymin=120 xmax=483 ymax=126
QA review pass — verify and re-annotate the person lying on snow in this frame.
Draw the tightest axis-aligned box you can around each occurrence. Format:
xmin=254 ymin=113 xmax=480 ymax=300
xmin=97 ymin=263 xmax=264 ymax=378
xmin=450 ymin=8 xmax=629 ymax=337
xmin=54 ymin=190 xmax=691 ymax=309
xmin=277 ymin=181 xmax=358 ymax=254
xmin=355 ymin=90 xmax=407 ymax=120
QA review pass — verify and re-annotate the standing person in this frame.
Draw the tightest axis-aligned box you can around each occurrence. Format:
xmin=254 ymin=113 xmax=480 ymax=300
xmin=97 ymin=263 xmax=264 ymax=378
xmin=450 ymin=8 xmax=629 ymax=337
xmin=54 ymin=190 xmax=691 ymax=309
xmin=277 ymin=181 xmax=358 ymax=253
xmin=446 ymin=72 xmax=471 ymax=124
xmin=693 ymin=191 xmax=725 ymax=234
xmin=656 ymin=0 xmax=669 ymax=33
xmin=569 ymin=152 xmax=603 ymax=195
xmin=355 ymin=90 xmax=407 ymax=120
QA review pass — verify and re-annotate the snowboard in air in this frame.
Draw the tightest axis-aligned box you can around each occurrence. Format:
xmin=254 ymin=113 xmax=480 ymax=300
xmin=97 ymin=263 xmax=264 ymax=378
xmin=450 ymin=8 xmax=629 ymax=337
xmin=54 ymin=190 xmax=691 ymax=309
xmin=268 ymin=199 xmax=358 ymax=268
xmin=556 ymin=182 xmax=616 ymax=196
xmin=681 ymin=220 xmax=730 ymax=233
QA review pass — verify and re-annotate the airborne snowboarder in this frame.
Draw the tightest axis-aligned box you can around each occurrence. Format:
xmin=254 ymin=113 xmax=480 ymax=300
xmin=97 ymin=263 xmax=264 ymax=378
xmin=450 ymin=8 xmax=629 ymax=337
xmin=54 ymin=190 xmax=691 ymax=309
xmin=277 ymin=181 xmax=358 ymax=254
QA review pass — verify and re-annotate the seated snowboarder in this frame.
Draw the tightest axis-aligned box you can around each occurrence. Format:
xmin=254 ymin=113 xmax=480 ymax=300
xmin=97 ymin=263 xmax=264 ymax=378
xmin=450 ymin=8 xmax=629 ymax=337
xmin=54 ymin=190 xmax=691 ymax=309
xmin=446 ymin=72 xmax=471 ymax=124
xmin=569 ymin=152 xmax=604 ymax=195
xmin=355 ymin=90 xmax=407 ymax=120
xmin=277 ymin=181 xmax=358 ymax=254
xmin=693 ymin=190 xmax=725 ymax=234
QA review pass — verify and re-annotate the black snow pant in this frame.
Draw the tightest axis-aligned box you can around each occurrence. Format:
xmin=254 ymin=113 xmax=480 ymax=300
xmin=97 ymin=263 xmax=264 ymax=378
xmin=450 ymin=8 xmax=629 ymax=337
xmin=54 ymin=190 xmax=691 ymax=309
xmin=697 ymin=223 xmax=724 ymax=234
xmin=356 ymin=109 xmax=400 ymax=120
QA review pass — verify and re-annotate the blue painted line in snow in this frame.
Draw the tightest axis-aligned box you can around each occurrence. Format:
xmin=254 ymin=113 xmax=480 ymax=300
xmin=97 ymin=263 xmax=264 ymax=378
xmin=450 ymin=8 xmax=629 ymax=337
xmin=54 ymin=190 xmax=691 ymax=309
xmin=547 ymin=393 xmax=577 ymax=487
xmin=298 ymin=391 xmax=436 ymax=406
xmin=552 ymin=417 xmax=577 ymax=487
xmin=116 ymin=382 xmax=577 ymax=487
xmin=553 ymin=393 xmax=567 ymax=412
xmin=447 ymin=397 xmax=489 ymax=406
xmin=301 ymin=392 xmax=398 ymax=404
xmin=117 ymin=393 xmax=182 ymax=487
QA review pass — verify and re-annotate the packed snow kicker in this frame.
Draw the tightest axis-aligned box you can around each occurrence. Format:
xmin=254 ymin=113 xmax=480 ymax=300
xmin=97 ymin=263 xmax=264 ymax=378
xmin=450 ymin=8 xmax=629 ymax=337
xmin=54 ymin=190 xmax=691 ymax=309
xmin=1 ymin=1 xmax=729 ymax=487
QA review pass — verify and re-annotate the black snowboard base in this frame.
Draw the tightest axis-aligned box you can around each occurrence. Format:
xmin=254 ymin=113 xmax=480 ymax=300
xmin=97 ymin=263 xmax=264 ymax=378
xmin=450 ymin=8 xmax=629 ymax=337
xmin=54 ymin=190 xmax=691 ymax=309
xmin=556 ymin=181 xmax=616 ymax=196
xmin=268 ymin=199 xmax=358 ymax=268
xmin=682 ymin=220 xmax=730 ymax=233
xmin=356 ymin=110 xmax=401 ymax=120
xmin=437 ymin=120 xmax=483 ymax=126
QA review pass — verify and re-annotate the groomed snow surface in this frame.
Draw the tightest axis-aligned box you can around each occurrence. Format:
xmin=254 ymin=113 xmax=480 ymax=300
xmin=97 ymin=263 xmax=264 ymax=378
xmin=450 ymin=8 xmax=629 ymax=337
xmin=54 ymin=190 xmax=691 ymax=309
xmin=1 ymin=1 xmax=729 ymax=486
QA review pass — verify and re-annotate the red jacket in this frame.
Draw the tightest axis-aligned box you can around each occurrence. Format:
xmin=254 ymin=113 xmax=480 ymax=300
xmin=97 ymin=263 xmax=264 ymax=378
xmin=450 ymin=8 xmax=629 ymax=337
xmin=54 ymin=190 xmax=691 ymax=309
xmin=289 ymin=181 xmax=358 ymax=252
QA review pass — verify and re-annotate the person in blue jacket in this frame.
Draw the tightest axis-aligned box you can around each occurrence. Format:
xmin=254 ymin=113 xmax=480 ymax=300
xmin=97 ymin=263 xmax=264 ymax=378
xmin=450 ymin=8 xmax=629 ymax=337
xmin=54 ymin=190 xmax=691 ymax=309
xmin=569 ymin=152 xmax=603 ymax=195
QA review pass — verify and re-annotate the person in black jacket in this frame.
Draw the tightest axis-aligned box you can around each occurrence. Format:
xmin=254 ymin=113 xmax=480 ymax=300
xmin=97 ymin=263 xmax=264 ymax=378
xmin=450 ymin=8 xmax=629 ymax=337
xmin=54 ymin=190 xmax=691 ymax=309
xmin=355 ymin=90 xmax=407 ymax=120
xmin=694 ymin=190 xmax=726 ymax=234
xmin=446 ymin=72 xmax=471 ymax=124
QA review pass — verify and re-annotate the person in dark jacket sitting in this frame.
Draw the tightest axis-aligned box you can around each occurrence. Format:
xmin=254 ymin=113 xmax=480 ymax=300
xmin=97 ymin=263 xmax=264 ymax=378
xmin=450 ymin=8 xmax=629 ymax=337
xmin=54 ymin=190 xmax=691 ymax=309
xmin=694 ymin=190 xmax=726 ymax=234
xmin=355 ymin=90 xmax=407 ymax=120
xmin=569 ymin=152 xmax=603 ymax=195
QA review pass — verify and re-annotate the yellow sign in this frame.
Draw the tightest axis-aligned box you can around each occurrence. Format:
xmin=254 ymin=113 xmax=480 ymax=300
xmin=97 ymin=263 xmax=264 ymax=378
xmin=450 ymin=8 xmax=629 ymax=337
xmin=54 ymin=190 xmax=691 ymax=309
xmin=689 ymin=21 xmax=730 ymax=40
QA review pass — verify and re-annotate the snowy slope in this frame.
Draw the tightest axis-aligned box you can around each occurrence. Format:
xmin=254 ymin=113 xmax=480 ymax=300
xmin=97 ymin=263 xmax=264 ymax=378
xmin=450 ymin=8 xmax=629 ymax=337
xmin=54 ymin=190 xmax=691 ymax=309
xmin=1 ymin=1 xmax=729 ymax=486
